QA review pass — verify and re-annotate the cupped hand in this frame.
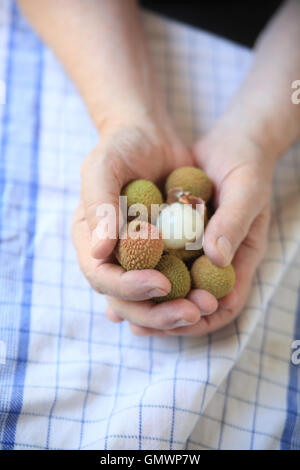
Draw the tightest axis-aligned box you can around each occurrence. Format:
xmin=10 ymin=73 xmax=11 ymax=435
xmin=128 ymin=128 xmax=273 ymax=337
xmin=72 ymin=117 xmax=216 ymax=330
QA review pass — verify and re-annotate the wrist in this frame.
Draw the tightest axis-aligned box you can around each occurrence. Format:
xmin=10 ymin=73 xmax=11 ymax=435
xmin=210 ymin=113 xmax=281 ymax=167
xmin=213 ymin=95 xmax=300 ymax=164
xmin=87 ymin=63 xmax=171 ymax=136
xmin=93 ymin=99 xmax=166 ymax=134
xmin=92 ymin=94 xmax=176 ymax=143
xmin=195 ymin=123 xmax=276 ymax=184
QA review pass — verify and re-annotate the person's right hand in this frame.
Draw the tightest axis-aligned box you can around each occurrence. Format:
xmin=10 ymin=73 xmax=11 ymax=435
xmin=72 ymin=117 xmax=217 ymax=331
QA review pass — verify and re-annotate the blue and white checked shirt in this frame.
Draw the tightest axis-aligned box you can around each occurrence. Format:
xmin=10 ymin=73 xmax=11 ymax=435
xmin=0 ymin=0 xmax=300 ymax=450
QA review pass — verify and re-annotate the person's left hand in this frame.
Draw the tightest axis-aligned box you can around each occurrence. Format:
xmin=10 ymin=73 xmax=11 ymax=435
xmin=72 ymin=116 xmax=219 ymax=333
xmin=121 ymin=127 xmax=273 ymax=337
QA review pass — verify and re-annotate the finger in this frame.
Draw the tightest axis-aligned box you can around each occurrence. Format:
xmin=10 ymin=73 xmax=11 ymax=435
xmin=218 ymin=288 xmax=238 ymax=311
xmin=165 ymin=210 xmax=270 ymax=336
xmin=94 ymin=265 xmax=171 ymax=300
xmin=187 ymin=289 xmax=218 ymax=316
xmin=106 ymin=306 xmax=124 ymax=323
xmin=130 ymin=323 xmax=168 ymax=336
xmin=164 ymin=266 xmax=249 ymax=336
xmin=203 ymin=171 xmax=268 ymax=267
xmin=81 ymin=146 xmax=131 ymax=260
xmin=72 ymin=206 xmax=171 ymax=300
xmin=228 ymin=207 xmax=270 ymax=304
xmin=107 ymin=296 xmax=201 ymax=330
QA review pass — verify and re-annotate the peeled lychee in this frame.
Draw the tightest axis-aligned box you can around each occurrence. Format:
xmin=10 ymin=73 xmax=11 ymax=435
xmin=156 ymin=202 xmax=204 ymax=250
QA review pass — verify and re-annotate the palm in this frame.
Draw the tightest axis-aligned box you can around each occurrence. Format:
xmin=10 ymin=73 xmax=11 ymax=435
xmin=72 ymin=124 xmax=209 ymax=329
xmin=73 ymin=125 xmax=273 ymax=337
xmin=125 ymin=134 xmax=273 ymax=337
xmin=157 ymin=137 xmax=272 ymax=336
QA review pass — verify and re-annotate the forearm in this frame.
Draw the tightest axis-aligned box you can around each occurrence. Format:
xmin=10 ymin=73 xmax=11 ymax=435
xmin=17 ymin=0 xmax=165 ymax=132
xmin=214 ymin=0 xmax=300 ymax=161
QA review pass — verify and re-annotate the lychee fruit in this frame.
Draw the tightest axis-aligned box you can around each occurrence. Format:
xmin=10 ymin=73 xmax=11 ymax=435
xmin=115 ymin=220 xmax=163 ymax=271
xmin=122 ymin=179 xmax=163 ymax=222
xmin=165 ymin=166 xmax=213 ymax=202
xmin=191 ymin=255 xmax=235 ymax=299
xmin=154 ymin=254 xmax=191 ymax=303
xmin=156 ymin=202 xmax=204 ymax=250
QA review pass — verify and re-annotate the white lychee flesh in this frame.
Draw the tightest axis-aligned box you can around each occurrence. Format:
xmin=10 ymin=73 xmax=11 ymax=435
xmin=156 ymin=202 xmax=204 ymax=250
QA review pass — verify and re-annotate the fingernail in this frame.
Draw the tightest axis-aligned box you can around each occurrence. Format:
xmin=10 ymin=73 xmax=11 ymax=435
xmin=217 ymin=235 xmax=233 ymax=265
xmin=201 ymin=310 xmax=215 ymax=317
xmin=147 ymin=288 xmax=168 ymax=298
xmin=173 ymin=319 xmax=198 ymax=328
xmin=192 ymin=299 xmax=215 ymax=315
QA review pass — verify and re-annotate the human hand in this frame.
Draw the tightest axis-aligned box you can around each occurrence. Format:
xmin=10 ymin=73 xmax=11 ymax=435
xmin=128 ymin=127 xmax=273 ymax=337
xmin=72 ymin=116 xmax=218 ymax=331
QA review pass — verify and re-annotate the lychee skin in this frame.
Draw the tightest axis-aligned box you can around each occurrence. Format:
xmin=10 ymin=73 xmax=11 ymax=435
xmin=154 ymin=254 xmax=191 ymax=303
xmin=165 ymin=166 xmax=213 ymax=202
xmin=191 ymin=255 xmax=235 ymax=299
xmin=122 ymin=179 xmax=163 ymax=222
xmin=115 ymin=220 xmax=163 ymax=271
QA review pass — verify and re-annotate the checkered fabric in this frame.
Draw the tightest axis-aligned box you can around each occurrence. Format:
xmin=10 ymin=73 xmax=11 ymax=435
xmin=0 ymin=0 xmax=299 ymax=450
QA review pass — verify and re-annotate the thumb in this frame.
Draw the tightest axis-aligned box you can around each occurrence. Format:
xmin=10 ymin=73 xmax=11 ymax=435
xmin=81 ymin=151 xmax=126 ymax=259
xmin=203 ymin=176 xmax=263 ymax=267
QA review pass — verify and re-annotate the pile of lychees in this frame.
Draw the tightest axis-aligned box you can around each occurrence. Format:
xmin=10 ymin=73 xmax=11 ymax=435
xmin=115 ymin=167 xmax=235 ymax=303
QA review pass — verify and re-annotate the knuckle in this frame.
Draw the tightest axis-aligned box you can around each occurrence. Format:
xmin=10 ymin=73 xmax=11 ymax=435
xmin=84 ymin=268 xmax=104 ymax=295
xmin=118 ymin=275 xmax=144 ymax=301
xmin=80 ymin=156 xmax=90 ymax=179
xmin=105 ymin=309 xmax=114 ymax=321
xmin=80 ymin=151 xmax=97 ymax=176
xmin=154 ymin=313 xmax=176 ymax=330
xmin=101 ymin=151 xmax=126 ymax=189
xmin=231 ymin=212 xmax=250 ymax=242
xmin=130 ymin=323 xmax=146 ymax=336
xmin=119 ymin=286 xmax=140 ymax=301
xmin=237 ymin=226 xmax=249 ymax=246
xmin=242 ymin=237 xmax=263 ymax=261
xmin=84 ymin=201 xmax=100 ymax=232
xmin=106 ymin=308 xmax=121 ymax=323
